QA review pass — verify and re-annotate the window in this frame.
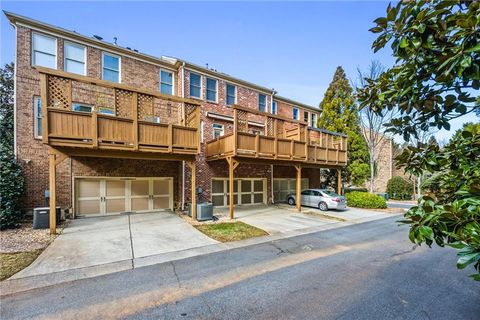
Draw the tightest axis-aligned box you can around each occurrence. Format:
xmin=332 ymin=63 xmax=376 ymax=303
xmin=34 ymin=96 xmax=42 ymax=138
xmin=72 ymin=102 xmax=93 ymax=113
xmin=190 ymin=72 xmax=202 ymax=98
xmin=32 ymin=32 xmax=56 ymax=68
xmin=206 ymin=78 xmax=218 ymax=102
xmin=226 ymin=84 xmax=236 ymax=106
xmin=292 ymin=107 xmax=299 ymax=120
xmin=258 ymin=94 xmax=266 ymax=112
xmin=304 ymin=111 xmax=309 ymax=124
xmin=64 ymin=42 xmax=86 ymax=75
xmin=212 ymin=123 xmax=224 ymax=139
xmin=102 ymin=52 xmax=120 ymax=83
xmin=160 ymin=70 xmax=173 ymax=95
xmin=311 ymin=113 xmax=317 ymax=128
xmin=271 ymin=101 xmax=277 ymax=115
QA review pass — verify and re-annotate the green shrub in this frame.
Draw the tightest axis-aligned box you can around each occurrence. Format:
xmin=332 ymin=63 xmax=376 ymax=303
xmin=345 ymin=191 xmax=387 ymax=209
xmin=344 ymin=187 xmax=368 ymax=194
xmin=386 ymin=176 xmax=413 ymax=200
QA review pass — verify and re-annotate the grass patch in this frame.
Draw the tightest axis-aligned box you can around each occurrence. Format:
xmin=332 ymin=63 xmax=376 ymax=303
xmin=0 ymin=250 xmax=43 ymax=281
xmin=195 ymin=222 xmax=268 ymax=242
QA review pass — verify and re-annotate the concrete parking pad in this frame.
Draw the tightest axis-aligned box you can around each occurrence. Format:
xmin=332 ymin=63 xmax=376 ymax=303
xmin=230 ymin=205 xmax=337 ymax=234
xmin=12 ymin=211 xmax=218 ymax=279
xmin=129 ymin=212 xmax=218 ymax=258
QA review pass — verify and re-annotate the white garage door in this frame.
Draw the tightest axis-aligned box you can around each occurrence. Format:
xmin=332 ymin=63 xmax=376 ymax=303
xmin=273 ymin=178 xmax=309 ymax=203
xmin=211 ymin=178 xmax=266 ymax=207
xmin=75 ymin=177 xmax=173 ymax=216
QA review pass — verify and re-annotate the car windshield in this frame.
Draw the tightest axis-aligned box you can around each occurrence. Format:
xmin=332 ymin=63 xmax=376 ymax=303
xmin=321 ymin=190 xmax=339 ymax=197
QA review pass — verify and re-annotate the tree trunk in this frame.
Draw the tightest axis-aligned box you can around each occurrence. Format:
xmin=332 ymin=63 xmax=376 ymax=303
xmin=369 ymin=149 xmax=375 ymax=193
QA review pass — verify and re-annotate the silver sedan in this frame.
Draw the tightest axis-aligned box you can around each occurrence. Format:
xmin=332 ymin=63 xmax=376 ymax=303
xmin=287 ymin=189 xmax=346 ymax=211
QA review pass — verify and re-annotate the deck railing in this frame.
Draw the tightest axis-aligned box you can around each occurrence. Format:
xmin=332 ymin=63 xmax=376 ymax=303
xmin=38 ymin=67 xmax=201 ymax=154
xmin=205 ymin=105 xmax=347 ymax=166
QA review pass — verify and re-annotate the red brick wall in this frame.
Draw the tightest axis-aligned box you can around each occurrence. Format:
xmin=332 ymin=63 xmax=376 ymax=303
xmin=14 ymin=23 xmax=323 ymax=213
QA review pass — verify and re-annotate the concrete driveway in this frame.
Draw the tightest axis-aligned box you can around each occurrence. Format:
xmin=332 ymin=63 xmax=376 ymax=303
xmin=12 ymin=211 xmax=218 ymax=279
xmin=218 ymin=204 xmax=394 ymax=234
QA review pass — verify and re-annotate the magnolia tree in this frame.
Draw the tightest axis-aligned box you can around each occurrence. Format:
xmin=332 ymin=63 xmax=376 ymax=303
xmin=357 ymin=1 xmax=480 ymax=279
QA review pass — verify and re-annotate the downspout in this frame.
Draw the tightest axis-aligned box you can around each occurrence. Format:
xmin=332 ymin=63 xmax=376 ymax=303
xmin=270 ymin=90 xmax=276 ymax=203
xmin=12 ymin=23 xmax=18 ymax=156
xmin=181 ymin=62 xmax=186 ymax=210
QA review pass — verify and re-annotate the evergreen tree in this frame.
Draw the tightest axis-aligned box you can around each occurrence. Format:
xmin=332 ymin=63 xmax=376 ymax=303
xmin=317 ymin=66 xmax=370 ymax=187
xmin=1 ymin=63 xmax=25 ymax=229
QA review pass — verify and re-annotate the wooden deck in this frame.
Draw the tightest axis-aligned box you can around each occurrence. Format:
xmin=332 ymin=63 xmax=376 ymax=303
xmin=38 ymin=67 xmax=200 ymax=158
xmin=205 ymin=106 xmax=347 ymax=167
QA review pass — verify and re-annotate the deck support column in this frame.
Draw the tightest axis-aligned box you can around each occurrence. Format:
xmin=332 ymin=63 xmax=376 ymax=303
xmin=337 ymin=168 xmax=342 ymax=195
xmin=49 ymin=152 xmax=56 ymax=235
xmin=226 ymin=157 xmax=239 ymax=219
xmin=295 ymin=164 xmax=302 ymax=212
xmin=47 ymin=148 xmax=68 ymax=235
xmin=187 ymin=161 xmax=197 ymax=220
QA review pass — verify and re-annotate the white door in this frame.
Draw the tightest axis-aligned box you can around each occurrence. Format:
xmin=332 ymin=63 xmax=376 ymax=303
xmin=212 ymin=178 xmax=266 ymax=207
xmin=75 ymin=177 xmax=173 ymax=216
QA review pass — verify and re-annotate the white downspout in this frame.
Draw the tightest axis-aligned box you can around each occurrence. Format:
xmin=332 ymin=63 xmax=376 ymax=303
xmin=271 ymin=164 xmax=274 ymax=204
xmin=181 ymin=62 xmax=186 ymax=210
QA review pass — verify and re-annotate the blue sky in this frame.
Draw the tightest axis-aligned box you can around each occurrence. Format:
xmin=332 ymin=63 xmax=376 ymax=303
xmin=0 ymin=1 xmax=474 ymax=141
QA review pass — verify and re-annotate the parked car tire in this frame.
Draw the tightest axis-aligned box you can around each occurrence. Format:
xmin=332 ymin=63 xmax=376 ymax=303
xmin=318 ymin=201 xmax=328 ymax=211
xmin=287 ymin=197 xmax=295 ymax=206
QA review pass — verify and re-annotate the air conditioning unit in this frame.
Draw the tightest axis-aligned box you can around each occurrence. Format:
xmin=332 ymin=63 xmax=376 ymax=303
xmin=188 ymin=203 xmax=213 ymax=221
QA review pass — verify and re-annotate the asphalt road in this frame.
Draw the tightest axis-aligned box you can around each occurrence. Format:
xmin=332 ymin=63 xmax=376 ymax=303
xmin=1 ymin=216 xmax=479 ymax=320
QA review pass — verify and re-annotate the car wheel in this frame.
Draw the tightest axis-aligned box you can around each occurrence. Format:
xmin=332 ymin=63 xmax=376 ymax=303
xmin=318 ymin=202 xmax=328 ymax=211
xmin=287 ymin=197 xmax=295 ymax=206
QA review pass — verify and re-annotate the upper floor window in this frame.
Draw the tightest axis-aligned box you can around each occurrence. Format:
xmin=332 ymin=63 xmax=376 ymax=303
xmin=190 ymin=72 xmax=202 ymax=99
xmin=34 ymin=96 xmax=42 ymax=138
xmin=102 ymin=52 xmax=120 ymax=83
xmin=212 ymin=123 xmax=224 ymax=139
xmin=311 ymin=113 xmax=318 ymax=128
xmin=206 ymin=78 xmax=218 ymax=102
xmin=64 ymin=42 xmax=86 ymax=75
xmin=292 ymin=107 xmax=299 ymax=120
xmin=271 ymin=101 xmax=277 ymax=115
xmin=226 ymin=84 xmax=236 ymax=106
xmin=160 ymin=70 xmax=173 ymax=95
xmin=258 ymin=94 xmax=266 ymax=112
xmin=304 ymin=111 xmax=310 ymax=124
xmin=32 ymin=32 xmax=57 ymax=69
xmin=72 ymin=102 xmax=93 ymax=113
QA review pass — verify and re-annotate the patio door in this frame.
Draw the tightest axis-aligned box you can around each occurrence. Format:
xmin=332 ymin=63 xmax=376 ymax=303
xmin=75 ymin=177 xmax=173 ymax=216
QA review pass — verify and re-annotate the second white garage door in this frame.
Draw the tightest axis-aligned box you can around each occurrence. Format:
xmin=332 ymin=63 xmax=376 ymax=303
xmin=273 ymin=178 xmax=309 ymax=203
xmin=75 ymin=177 xmax=173 ymax=216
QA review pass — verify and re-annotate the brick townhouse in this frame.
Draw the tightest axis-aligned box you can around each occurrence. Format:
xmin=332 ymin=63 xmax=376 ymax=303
xmin=5 ymin=11 xmax=348 ymax=234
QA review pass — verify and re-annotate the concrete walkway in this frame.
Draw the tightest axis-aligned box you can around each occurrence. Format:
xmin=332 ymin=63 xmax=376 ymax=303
xmin=12 ymin=211 xmax=218 ymax=279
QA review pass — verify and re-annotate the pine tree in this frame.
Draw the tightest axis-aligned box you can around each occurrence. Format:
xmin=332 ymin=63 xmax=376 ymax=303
xmin=317 ymin=66 xmax=370 ymax=187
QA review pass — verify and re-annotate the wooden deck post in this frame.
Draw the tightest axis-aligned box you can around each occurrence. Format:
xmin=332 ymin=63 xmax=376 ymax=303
xmin=337 ymin=169 xmax=342 ymax=195
xmin=295 ymin=164 xmax=302 ymax=212
xmin=186 ymin=161 xmax=197 ymax=220
xmin=48 ymin=152 xmax=56 ymax=235
xmin=226 ymin=157 xmax=239 ymax=219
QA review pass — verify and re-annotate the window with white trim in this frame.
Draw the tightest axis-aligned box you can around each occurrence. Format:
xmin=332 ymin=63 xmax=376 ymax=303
xmin=206 ymin=78 xmax=218 ymax=102
xmin=212 ymin=123 xmax=224 ymax=139
xmin=34 ymin=96 xmax=42 ymax=138
xmin=226 ymin=84 xmax=236 ymax=106
xmin=72 ymin=102 xmax=93 ymax=113
xmin=32 ymin=32 xmax=57 ymax=68
xmin=271 ymin=101 xmax=277 ymax=115
xmin=102 ymin=52 xmax=120 ymax=83
xmin=160 ymin=70 xmax=173 ymax=95
xmin=64 ymin=42 xmax=86 ymax=75
xmin=258 ymin=94 xmax=266 ymax=112
xmin=292 ymin=107 xmax=299 ymax=120
xmin=304 ymin=111 xmax=310 ymax=124
xmin=190 ymin=72 xmax=202 ymax=98
xmin=311 ymin=113 xmax=318 ymax=128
